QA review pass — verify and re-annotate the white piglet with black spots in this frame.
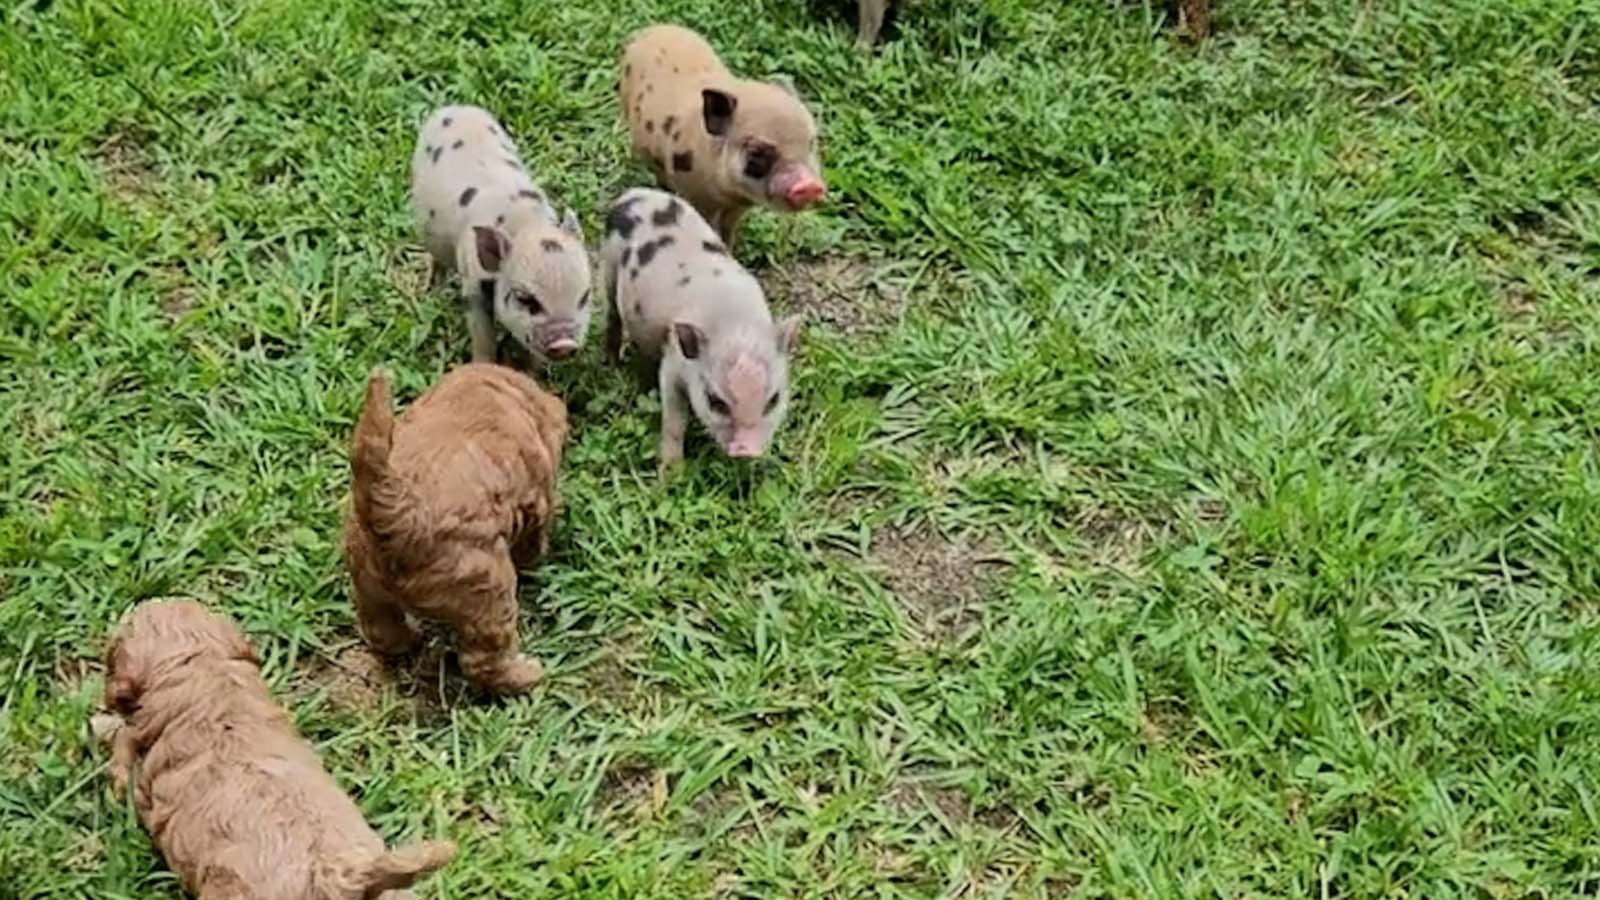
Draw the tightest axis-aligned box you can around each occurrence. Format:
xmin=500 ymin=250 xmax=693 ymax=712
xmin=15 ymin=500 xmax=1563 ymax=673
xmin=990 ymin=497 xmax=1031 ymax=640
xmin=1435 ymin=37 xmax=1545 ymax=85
xmin=601 ymin=188 xmax=802 ymax=470
xmin=411 ymin=105 xmax=593 ymax=364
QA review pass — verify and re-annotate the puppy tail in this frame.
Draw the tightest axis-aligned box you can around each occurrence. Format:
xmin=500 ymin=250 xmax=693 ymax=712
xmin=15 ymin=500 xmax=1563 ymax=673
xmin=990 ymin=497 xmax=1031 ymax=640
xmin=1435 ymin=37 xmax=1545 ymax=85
xmin=358 ymin=839 xmax=457 ymax=895
xmin=351 ymin=368 xmax=396 ymax=526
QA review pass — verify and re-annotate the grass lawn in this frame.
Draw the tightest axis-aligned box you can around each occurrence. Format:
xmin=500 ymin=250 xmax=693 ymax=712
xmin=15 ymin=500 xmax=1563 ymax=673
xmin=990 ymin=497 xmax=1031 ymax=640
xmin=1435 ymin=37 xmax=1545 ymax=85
xmin=5 ymin=0 xmax=1600 ymax=896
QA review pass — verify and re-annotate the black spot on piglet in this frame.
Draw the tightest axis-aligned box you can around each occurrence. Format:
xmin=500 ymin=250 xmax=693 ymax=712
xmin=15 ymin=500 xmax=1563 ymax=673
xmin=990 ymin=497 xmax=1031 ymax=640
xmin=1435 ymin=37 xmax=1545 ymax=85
xmin=652 ymin=199 xmax=682 ymax=227
xmin=677 ymin=275 xmax=691 ymax=287
xmin=672 ymin=152 xmax=693 ymax=173
xmin=645 ymin=120 xmax=655 ymax=133
xmin=607 ymin=202 xmax=641 ymax=238
xmin=442 ymin=116 xmax=453 ymax=127
xmin=459 ymin=187 xmax=477 ymax=206
xmin=452 ymin=139 xmax=464 ymax=150
xmin=702 ymin=240 xmax=727 ymax=255
xmin=621 ymin=245 xmax=632 ymax=267
xmin=635 ymin=235 xmax=676 ymax=269
xmin=431 ymin=146 xmax=442 ymax=163
xmin=517 ymin=189 xmax=541 ymax=201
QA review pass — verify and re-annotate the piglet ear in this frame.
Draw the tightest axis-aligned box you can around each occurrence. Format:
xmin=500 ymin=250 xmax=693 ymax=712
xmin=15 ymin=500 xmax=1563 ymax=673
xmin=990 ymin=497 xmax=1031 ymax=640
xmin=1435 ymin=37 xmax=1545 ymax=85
xmin=701 ymin=88 xmax=737 ymax=137
xmin=775 ymin=315 xmax=803 ymax=355
xmin=559 ymin=207 xmax=582 ymax=238
xmin=473 ymin=226 xmax=509 ymax=273
xmin=673 ymin=321 xmax=706 ymax=360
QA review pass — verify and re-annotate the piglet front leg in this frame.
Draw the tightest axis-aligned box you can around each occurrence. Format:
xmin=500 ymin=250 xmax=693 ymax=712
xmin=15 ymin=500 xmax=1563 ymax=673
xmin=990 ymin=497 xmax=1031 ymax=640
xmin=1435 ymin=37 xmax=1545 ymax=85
xmin=657 ymin=369 xmax=689 ymax=474
xmin=711 ymin=207 xmax=748 ymax=249
xmin=466 ymin=280 xmax=498 ymax=364
xmin=858 ymin=0 xmax=889 ymax=48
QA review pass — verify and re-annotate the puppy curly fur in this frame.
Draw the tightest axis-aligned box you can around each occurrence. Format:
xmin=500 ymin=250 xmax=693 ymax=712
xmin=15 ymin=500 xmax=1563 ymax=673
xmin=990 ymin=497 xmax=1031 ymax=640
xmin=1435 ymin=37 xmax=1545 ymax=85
xmin=342 ymin=364 xmax=567 ymax=694
xmin=101 ymin=600 xmax=455 ymax=900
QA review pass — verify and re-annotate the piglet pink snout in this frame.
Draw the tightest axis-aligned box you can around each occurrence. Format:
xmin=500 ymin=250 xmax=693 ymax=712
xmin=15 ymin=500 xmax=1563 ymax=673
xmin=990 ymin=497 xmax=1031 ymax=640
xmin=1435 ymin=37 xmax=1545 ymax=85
xmin=784 ymin=177 xmax=826 ymax=210
xmin=544 ymin=339 xmax=578 ymax=360
xmin=724 ymin=432 xmax=766 ymax=459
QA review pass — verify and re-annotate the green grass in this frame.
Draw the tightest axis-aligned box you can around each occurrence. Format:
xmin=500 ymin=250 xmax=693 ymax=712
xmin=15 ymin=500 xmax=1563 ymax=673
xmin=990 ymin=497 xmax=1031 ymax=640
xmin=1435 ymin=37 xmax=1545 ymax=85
xmin=5 ymin=0 xmax=1600 ymax=896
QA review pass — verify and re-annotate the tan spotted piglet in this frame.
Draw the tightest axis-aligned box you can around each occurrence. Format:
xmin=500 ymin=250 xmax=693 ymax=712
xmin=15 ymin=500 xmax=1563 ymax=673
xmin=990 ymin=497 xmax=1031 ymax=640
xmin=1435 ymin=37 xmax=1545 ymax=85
xmin=411 ymin=105 xmax=593 ymax=365
xmin=600 ymin=188 xmax=801 ymax=470
xmin=620 ymin=25 xmax=825 ymax=245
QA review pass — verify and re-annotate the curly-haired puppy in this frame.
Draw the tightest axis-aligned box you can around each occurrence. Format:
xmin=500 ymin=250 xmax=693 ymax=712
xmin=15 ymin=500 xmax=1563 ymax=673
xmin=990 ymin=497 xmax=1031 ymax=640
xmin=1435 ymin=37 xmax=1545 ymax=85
xmin=101 ymin=600 xmax=455 ymax=900
xmin=342 ymin=364 xmax=567 ymax=694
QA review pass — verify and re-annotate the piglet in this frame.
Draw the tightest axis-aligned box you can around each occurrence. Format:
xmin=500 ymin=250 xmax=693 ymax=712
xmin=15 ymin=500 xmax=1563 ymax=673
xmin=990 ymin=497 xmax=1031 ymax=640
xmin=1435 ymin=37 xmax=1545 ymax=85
xmin=620 ymin=25 xmax=825 ymax=245
xmin=601 ymin=188 xmax=801 ymax=470
xmin=411 ymin=105 xmax=593 ymax=365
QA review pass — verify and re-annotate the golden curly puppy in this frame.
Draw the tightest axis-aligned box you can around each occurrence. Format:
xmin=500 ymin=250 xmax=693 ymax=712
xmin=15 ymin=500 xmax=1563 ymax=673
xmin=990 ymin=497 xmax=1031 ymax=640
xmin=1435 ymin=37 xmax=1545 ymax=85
xmin=342 ymin=364 xmax=567 ymax=695
xmin=101 ymin=600 xmax=455 ymax=900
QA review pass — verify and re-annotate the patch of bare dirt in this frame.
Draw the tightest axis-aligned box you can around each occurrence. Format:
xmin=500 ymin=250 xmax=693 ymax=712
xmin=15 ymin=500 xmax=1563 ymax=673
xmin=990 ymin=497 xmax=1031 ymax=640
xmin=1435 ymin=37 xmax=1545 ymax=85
xmin=597 ymin=760 xmax=668 ymax=823
xmin=885 ymin=778 xmax=972 ymax=826
xmin=1195 ymin=497 xmax=1227 ymax=524
xmin=161 ymin=285 xmax=198 ymax=321
xmin=766 ymin=256 xmax=903 ymax=338
xmin=94 ymin=130 xmax=158 ymax=201
xmin=312 ymin=645 xmax=396 ymax=710
xmin=392 ymin=246 xmax=438 ymax=301
xmin=298 ymin=639 xmax=466 ymax=719
xmin=690 ymin=781 xmax=764 ymax=845
xmin=577 ymin=639 xmax=667 ymax=718
xmin=1139 ymin=698 xmax=1190 ymax=747
xmin=1073 ymin=506 xmax=1151 ymax=570
xmin=865 ymin=526 xmax=1007 ymax=641
xmin=144 ymin=264 xmax=199 ymax=321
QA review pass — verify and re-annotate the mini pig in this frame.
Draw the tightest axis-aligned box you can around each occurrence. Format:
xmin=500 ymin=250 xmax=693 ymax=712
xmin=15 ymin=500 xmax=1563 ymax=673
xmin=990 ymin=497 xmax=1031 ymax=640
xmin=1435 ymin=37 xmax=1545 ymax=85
xmin=620 ymin=25 xmax=825 ymax=245
xmin=411 ymin=104 xmax=593 ymax=364
xmin=600 ymin=188 xmax=802 ymax=469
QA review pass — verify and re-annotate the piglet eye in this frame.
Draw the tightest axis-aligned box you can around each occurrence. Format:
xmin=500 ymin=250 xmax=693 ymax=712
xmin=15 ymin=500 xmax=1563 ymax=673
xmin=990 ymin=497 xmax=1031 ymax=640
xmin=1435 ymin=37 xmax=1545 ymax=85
xmin=743 ymin=145 xmax=777 ymax=180
xmin=708 ymin=395 xmax=731 ymax=416
xmin=578 ymin=291 xmax=591 ymax=309
xmin=518 ymin=293 xmax=543 ymax=314
xmin=764 ymin=392 xmax=780 ymax=414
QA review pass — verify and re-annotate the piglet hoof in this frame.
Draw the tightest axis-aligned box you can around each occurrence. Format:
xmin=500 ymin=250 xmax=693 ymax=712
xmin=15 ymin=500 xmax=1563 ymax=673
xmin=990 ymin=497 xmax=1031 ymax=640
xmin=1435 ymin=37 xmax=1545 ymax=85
xmin=656 ymin=455 xmax=684 ymax=481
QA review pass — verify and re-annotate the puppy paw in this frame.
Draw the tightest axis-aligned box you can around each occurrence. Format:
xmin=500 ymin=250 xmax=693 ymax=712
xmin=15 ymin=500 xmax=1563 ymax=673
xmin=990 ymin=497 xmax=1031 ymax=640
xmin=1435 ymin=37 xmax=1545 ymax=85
xmin=484 ymin=654 xmax=543 ymax=695
xmin=89 ymin=712 xmax=123 ymax=745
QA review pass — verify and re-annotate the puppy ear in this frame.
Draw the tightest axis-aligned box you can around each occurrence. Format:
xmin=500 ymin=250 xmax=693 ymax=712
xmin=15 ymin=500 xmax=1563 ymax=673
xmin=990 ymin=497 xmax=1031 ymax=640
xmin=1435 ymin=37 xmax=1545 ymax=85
xmin=222 ymin=626 xmax=261 ymax=667
xmin=108 ymin=674 xmax=140 ymax=714
xmin=104 ymin=637 xmax=143 ymax=714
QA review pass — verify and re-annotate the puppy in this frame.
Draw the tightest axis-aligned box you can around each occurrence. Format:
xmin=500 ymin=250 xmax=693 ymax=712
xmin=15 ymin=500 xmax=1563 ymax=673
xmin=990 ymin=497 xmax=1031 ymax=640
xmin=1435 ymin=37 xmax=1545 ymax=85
xmin=342 ymin=364 xmax=567 ymax=695
xmin=100 ymin=600 xmax=456 ymax=900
